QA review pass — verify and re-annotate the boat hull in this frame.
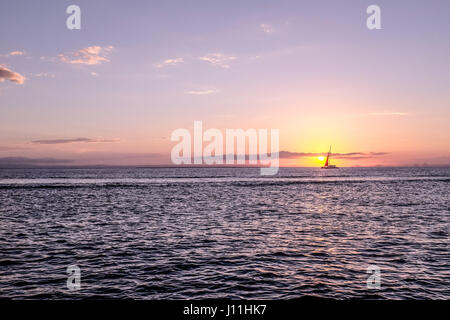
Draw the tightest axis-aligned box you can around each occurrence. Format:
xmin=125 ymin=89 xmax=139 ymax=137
xmin=321 ymin=165 xmax=338 ymax=169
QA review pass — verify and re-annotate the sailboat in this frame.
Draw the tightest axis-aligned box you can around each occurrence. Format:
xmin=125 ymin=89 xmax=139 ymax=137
xmin=321 ymin=145 xmax=338 ymax=169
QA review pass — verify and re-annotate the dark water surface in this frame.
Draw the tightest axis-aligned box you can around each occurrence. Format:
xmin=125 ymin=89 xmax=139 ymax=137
xmin=0 ymin=167 xmax=449 ymax=299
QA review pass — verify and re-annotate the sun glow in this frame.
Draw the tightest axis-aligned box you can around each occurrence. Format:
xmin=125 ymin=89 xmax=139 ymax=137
xmin=318 ymin=156 xmax=325 ymax=161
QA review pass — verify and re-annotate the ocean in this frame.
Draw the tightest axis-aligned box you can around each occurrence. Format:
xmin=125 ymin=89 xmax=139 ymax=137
xmin=0 ymin=167 xmax=448 ymax=299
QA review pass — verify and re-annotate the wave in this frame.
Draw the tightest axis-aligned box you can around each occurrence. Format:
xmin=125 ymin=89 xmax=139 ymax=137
xmin=0 ymin=176 xmax=448 ymax=189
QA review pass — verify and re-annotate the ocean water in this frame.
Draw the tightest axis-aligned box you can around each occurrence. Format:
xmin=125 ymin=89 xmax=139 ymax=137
xmin=0 ymin=167 xmax=448 ymax=299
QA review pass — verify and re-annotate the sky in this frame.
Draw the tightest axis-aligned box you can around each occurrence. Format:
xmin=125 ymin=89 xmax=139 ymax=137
xmin=1 ymin=0 xmax=449 ymax=167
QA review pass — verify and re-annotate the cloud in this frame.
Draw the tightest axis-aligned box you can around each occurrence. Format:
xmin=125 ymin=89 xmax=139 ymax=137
xmin=260 ymin=24 xmax=274 ymax=34
xmin=0 ymin=64 xmax=26 ymax=84
xmin=192 ymin=151 xmax=390 ymax=163
xmin=0 ymin=145 xmax=29 ymax=151
xmin=58 ymin=46 xmax=113 ymax=65
xmin=199 ymin=53 xmax=237 ymax=69
xmin=368 ymin=112 xmax=408 ymax=116
xmin=9 ymin=51 xmax=24 ymax=56
xmin=279 ymin=151 xmax=390 ymax=160
xmin=185 ymin=89 xmax=217 ymax=95
xmin=91 ymin=72 xmax=98 ymax=76
xmin=33 ymin=72 xmax=55 ymax=78
xmin=155 ymin=57 xmax=183 ymax=68
xmin=31 ymin=137 xmax=120 ymax=145
xmin=0 ymin=153 xmax=169 ymax=167
xmin=0 ymin=50 xmax=25 ymax=57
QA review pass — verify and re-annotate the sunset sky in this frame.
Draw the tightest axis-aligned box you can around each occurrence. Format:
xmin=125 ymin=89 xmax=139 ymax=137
xmin=1 ymin=0 xmax=449 ymax=167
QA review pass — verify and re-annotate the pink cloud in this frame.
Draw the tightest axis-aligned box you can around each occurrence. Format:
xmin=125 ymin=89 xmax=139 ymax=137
xmin=58 ymin=46 xmax=113 ymax=65
xmin=31 ymin=137 xmax=120 ymax=144
xmin=199 ymin=53 xmax=237 ymax=69
xmin=0 ymin=64 xmax=26 ymax=84
xmin=9 ymin=51 xmax=25 ymax=56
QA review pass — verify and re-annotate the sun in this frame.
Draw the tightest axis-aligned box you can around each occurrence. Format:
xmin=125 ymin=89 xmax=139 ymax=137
xmin=318 ymin=156 xmax=325 ymax=161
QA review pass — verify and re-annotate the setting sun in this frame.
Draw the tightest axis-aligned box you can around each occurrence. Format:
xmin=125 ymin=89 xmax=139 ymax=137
xmin=318 ymin=156 xmax=325 ymax=161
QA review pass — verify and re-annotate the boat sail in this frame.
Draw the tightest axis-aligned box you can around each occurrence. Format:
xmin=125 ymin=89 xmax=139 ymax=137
xmin=321 ymin=145 xmax=338 ymax=169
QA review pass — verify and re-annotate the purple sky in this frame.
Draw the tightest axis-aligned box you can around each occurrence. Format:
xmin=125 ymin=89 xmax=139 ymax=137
xmin=1 ymin=0 xmax=449 ymax=166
